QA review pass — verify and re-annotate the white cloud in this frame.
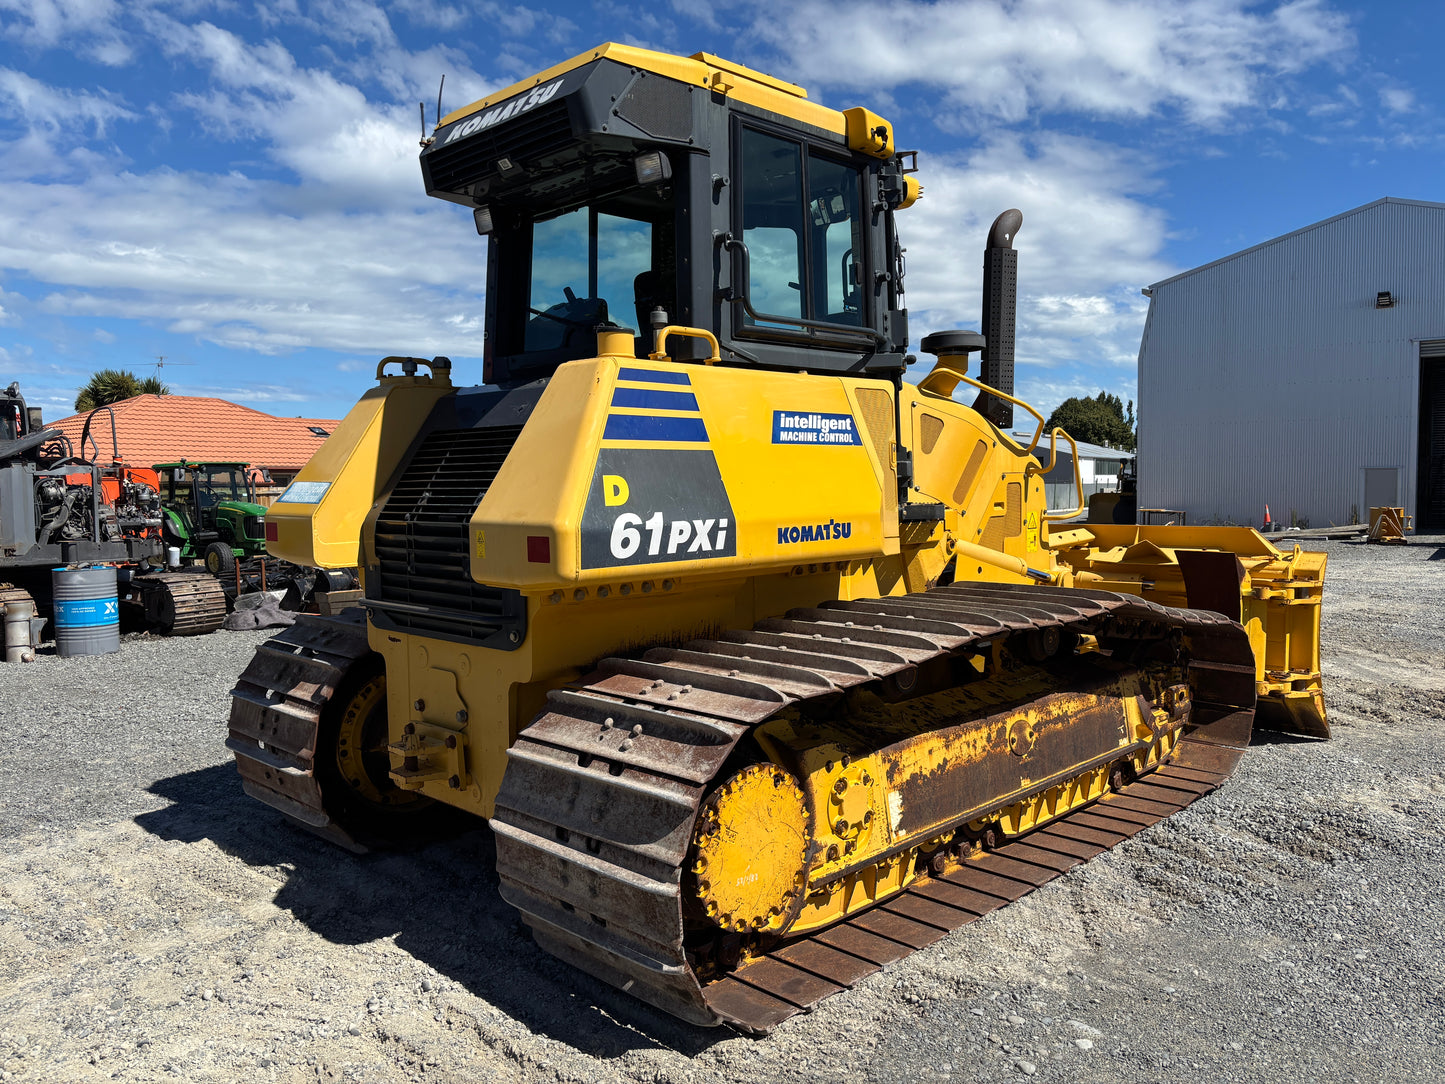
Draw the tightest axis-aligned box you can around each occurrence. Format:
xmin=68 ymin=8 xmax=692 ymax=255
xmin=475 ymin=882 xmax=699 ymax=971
xmin=748 ymin=0 xmax=1354 ymax=127
xmin=146 ymin=17 xmax=495 ymax=201
xmin=391 ymin=0 xmax=470 ymax=31
xmin=0 ymin=67 xmax=135 ymax=135
xmin=0 ymin=167 xmax=489 ymax=357
xmin=0 ymin=0 xmax=134 ymax=64
xmin=184 ymin=381 xmax=316 ymax=403
xmin=902 ymin=132 xmax=1168 ymax=355
xmin=1380 ymin=87 xmax=1415 ymax=115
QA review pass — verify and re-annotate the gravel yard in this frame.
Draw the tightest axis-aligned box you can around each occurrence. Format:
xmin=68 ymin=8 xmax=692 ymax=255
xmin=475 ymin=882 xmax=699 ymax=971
xmin=1 ymin=537 xmax=1442 ymax=1084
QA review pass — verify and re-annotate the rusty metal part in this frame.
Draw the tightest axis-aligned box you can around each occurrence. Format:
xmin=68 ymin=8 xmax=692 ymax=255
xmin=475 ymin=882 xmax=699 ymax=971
xmin=0 ymin=584 xmax=40 ymax=654
xmin=0 ymin=583 xmax=36 ymax=613
xmin=130 ymin=572 xmax=227 ymax=636
xmin=225 ymin=608 xmax=376 ymax=852
xmin=491 ymin=582 xmax=1258 ymax=1033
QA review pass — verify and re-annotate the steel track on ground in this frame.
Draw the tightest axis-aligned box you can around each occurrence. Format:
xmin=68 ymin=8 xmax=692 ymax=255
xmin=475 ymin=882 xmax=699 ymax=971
xmin=491 ymin=583 xmax=1258 ymax=1032
xmin=135 ymin=572 xmax=229 ymax=636
xmin=226 ymin=607 xmax=374 ymax=852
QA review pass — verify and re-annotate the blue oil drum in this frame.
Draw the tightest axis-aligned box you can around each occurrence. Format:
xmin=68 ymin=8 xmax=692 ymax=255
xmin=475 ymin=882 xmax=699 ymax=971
xmin=52 ymin=565 xmax=121 ymax=657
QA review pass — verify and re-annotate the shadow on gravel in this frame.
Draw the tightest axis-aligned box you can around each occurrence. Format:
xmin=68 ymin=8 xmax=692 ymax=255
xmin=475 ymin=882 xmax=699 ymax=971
xmin=135 ymin=763 xmax=723 ymax=1058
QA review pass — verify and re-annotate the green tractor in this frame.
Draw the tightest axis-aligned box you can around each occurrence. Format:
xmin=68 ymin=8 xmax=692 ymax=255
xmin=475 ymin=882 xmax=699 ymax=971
xmin=153 ymin=461 xmax=269 ymax=575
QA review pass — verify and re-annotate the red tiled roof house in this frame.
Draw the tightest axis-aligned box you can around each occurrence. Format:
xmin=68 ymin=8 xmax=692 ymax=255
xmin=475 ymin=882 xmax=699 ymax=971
xmin=48 ymin=395 xmax=338 ymax=490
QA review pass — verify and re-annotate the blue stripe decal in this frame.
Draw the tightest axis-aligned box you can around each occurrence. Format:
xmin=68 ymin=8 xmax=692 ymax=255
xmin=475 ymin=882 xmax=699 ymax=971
xmin=618 ymin=366 xmax=691 ymax=386
xmin=610 ymin=387 xmax=700 ymax=411
xmin=54 ymin=598 xmax=119 ymax=628
xmin=604 ymin=414 xmax=710 ymax=443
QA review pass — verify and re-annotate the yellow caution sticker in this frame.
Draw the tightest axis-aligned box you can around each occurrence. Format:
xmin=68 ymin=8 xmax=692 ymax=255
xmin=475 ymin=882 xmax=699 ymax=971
xmin=473 ymin=529 xmax=486 ymax=559
xmin=1025 ymin=510 xmax=1040 ymax=552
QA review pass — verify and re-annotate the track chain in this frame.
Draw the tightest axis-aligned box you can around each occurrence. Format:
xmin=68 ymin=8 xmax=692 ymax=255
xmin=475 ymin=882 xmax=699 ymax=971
xmin=225 ymin=608 xmax=374 ymax=852
xmin=491 ymin=582 xmax=1258 ymax=1032
xmin=133 ymin=572 xmax=228 ymax=636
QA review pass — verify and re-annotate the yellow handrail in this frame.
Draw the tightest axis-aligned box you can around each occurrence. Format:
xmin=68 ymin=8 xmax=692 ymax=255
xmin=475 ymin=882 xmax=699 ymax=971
xmin=1030 ymin=427 xmax=1085 ymax=522
xmin=650 ymin=325 xmax=721 ymax=365
xmin=916 ymin=361 xmax=1045 ymax=454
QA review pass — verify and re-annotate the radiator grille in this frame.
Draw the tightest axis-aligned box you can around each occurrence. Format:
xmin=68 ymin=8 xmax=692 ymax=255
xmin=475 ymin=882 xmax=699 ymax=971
xmin=372 ymin=426 xmax=525 ymax=643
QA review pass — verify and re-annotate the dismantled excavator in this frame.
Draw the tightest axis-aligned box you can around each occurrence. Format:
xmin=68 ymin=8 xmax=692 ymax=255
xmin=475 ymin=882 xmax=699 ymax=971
xmin=229 ymin=44 xmax=1327 ymax=1032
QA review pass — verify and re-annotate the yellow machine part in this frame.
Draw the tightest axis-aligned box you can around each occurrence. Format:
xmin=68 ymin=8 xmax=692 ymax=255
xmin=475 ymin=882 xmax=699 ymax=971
xmin=265 ymin=359 xmax=454 ymax=571
xmin=1045 ymin=522 xmax=1328 ymax=736
xmin=273 ymin=346 xmax=1069 ymax=815
xmin=268 ymin=341 xmax=1330 ymax=824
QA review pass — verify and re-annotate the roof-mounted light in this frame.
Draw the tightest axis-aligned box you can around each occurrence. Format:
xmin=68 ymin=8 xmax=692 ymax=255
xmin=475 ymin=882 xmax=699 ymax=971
xmin=473 ymin=206 xmax=493 ymax=235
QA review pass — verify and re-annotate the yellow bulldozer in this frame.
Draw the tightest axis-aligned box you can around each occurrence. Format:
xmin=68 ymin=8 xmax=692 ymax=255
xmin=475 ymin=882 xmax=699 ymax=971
xmin=229 ymin=43 xmax=1328 ymax=1033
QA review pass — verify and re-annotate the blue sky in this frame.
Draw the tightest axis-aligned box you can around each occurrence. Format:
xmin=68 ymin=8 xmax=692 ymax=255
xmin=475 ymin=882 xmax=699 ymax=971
xmin=0 ymin=0 xmax=1440 ymax=424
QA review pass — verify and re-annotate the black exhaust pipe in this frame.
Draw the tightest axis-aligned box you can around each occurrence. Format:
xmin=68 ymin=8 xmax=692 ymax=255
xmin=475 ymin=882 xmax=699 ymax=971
xmin=977 ymin=209 xmax=1022 ymax=429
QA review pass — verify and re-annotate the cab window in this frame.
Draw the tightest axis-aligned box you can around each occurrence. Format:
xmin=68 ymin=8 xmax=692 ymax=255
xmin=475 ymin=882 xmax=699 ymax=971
xmin=738 ymin=126 xmax=866 ymax=333
xmin=527 ymin=208 xmax=655 ymax=352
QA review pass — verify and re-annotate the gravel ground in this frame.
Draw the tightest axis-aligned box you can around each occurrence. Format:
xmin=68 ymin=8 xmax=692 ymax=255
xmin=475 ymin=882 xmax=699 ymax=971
xmin=1 ymin=537 xmax=1442 ymax=1084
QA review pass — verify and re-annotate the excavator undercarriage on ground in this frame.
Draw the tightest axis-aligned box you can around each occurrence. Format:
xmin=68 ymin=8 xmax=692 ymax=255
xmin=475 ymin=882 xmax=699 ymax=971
xmin=229 ymin=44 xmax=1327 ymax=1032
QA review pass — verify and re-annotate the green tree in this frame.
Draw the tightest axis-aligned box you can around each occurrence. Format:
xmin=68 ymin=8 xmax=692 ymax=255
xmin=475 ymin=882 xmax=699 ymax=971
xmin=75 ymin=369 xmax=169 ymax=412
xmin=1045 ymin=391 xmax=1136 ymax=451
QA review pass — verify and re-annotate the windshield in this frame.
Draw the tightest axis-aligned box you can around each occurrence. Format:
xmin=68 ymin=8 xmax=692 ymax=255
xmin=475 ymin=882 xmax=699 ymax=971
xmin=198 ymin=469 xmax=245 ymax=507
xmin=526 ymin=207 xmax=655 ymax=352
xmin=488 ymin=184 xmax=677 ymax=382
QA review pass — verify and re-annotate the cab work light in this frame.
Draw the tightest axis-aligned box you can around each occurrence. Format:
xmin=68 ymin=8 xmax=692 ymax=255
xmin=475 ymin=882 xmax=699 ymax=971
xmin=634 ymin=151 xmax=672 ymax=185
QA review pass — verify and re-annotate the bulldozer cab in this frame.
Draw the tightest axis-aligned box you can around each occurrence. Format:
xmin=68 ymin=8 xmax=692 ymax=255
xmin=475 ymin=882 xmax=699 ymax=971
xmin=420 ymin=45 xmax=916 ymax=386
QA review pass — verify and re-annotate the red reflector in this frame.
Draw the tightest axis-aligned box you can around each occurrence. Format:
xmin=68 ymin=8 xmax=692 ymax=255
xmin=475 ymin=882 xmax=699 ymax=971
xmin=526 ymin=535 xmax=551 ymax=563
xmin=265 ymin=520 xmax=278 ymax=542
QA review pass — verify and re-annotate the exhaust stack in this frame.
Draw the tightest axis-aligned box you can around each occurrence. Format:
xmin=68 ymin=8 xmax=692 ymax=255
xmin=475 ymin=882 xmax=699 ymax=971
xmin=977 ymin=209 xmax=1022 ymax=428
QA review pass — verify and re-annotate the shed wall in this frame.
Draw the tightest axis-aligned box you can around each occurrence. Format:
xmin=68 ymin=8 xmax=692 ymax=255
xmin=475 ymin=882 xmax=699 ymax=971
xmin=1138 ymin=199 xmax=1445 ymax=528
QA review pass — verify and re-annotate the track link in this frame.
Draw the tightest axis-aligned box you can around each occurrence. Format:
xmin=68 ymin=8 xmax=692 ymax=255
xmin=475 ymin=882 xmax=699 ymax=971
xmin=0 ymin=583 xmax=37 ymax=614
xmin=492 ymin=582 xmax=1260 ymax=1032
xmin=225 ymin=608 xmax=374 ymax=852
xmin=132 ymin=572 xmax=228 ymax=636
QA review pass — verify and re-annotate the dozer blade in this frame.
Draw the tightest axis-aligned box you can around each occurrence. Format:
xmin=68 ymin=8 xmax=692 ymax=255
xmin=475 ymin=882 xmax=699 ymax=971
xmin=492 ymin=583 xmax=1261 ymax=1033
xmin=1051 ymin=525 xmax=1330 ymax=739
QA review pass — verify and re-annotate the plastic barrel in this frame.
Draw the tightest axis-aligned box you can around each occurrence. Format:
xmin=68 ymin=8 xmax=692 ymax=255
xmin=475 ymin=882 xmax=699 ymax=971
xmin=52 ymin=565 xmax=121 ymax=657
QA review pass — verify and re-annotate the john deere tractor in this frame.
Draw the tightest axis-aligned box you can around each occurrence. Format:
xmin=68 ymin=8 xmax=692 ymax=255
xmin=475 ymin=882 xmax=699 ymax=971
xmin=154 ymin=461 xmax=269 ymax=575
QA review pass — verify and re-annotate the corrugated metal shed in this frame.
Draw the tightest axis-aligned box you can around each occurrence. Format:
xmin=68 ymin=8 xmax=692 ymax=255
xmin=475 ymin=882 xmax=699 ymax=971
xmin=1138 ymin=197 xmax=1445 ymax=529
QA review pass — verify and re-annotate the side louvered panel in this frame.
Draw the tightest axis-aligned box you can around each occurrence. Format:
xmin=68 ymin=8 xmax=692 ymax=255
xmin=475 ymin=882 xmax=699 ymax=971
xmin=371 ymin=425 xmax=526 ymax=644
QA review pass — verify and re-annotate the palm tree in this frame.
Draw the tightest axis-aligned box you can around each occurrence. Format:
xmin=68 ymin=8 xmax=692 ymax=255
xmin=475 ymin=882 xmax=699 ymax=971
xmin=75 ymin=369 xmax=169 ymax=412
